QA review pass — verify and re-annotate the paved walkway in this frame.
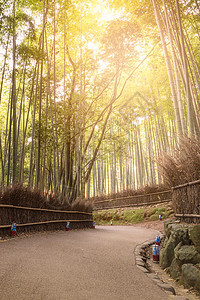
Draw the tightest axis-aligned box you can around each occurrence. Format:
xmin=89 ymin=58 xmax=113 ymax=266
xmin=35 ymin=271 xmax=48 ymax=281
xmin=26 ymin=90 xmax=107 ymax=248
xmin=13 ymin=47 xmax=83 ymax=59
xmin=0 ymin=226 xmax=168 ymax=300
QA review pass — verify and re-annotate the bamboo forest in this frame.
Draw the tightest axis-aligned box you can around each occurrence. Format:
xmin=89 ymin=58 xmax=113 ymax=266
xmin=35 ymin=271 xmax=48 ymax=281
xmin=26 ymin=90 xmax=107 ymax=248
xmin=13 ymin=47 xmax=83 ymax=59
xmin=0 ymin=0 xmax=200 ymax=203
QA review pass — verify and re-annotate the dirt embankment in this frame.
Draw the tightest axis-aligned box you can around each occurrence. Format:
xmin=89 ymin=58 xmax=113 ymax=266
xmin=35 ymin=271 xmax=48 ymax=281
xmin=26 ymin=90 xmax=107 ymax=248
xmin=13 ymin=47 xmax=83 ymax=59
xmin=93 ymin=202 xmax=174 ymax=229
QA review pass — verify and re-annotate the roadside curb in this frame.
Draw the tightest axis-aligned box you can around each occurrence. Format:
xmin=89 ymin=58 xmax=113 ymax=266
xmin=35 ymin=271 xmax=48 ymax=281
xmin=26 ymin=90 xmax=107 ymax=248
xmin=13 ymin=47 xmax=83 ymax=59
xmin=134 ymin=234 xmax=189 ymax=299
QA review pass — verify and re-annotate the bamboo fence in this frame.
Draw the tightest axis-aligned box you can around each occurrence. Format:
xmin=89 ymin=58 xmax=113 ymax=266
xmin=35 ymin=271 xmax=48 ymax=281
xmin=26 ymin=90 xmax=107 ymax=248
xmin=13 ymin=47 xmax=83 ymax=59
xmin=0 ymin=204 xmax=93 ymax=236
xmin=173 ymin=179 xmax=200 ymax=224
xmin=93 ymin=190 xmax=172 ymax=210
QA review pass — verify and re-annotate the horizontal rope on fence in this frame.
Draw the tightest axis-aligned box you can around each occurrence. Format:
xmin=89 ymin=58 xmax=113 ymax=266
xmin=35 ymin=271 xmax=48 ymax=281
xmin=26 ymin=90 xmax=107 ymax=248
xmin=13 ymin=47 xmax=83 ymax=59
xmin=0 ymin=219 xmax=92 ymax=229
xmin=94 ymin=199 xmax=172 ymax=211
xmin=0 ymin=204 xmax=92 ymax=215
xmin=172 ymin=179 xmax=200 ymax=190
xmin=94 ymin=190 xmax=172 ymax=204
xmin=175 ymin=214 xmax=200 ymax=218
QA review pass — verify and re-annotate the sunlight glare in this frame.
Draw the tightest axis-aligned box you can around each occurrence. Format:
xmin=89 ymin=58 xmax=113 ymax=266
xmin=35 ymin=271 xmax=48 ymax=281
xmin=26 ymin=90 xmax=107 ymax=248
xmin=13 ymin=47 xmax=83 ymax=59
xmin=91 ymin=1 xmax=124 ymax=25
xmin=98 ymin=59 xmax=109 ymax=71
xmin=87 ymin=41 xmax=99 ymax=51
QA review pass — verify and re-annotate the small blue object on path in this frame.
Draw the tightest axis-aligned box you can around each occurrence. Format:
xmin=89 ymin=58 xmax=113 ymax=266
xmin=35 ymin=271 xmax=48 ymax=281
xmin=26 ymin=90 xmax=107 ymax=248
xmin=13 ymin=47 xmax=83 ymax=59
xmin=11 ymin=222 xmax=16 ymax=236
xmin=66 ymin=221 xmax=70 ymax=231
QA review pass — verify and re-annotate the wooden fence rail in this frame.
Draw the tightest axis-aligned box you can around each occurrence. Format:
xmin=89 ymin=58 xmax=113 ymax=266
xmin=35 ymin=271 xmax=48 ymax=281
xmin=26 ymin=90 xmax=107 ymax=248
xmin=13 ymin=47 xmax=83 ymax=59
xmin=0 ymin=204 xmax=93 ymax=236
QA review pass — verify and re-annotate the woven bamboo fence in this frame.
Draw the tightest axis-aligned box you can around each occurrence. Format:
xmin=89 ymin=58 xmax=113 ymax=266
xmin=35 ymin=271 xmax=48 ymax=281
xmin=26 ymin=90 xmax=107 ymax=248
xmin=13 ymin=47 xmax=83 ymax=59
xmin=173 ymin=179 xmax=200 ymax=224
xmin=93 ymin=190 xmax=172 ymax=210
xmin=0 ymin=204 xmax=93 ymax=236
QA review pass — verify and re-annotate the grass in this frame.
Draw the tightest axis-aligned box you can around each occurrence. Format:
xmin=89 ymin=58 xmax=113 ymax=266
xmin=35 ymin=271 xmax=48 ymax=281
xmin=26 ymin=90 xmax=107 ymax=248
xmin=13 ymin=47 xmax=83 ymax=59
xmin=124 ymin=209 xmax=145 ymax=223
xmin=93 ymin=204 xmax=174 ymax=225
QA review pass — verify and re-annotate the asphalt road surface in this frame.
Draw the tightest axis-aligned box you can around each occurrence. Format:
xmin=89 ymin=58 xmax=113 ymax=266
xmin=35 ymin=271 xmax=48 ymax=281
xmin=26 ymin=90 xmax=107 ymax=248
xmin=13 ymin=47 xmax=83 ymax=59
xmin=0 ymin=226 xmax=168 ymax=300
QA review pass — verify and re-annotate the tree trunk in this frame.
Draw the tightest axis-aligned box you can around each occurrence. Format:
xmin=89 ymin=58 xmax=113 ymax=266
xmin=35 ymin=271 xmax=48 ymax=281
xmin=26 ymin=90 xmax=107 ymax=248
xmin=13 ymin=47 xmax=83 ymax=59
xmin=175 ymin=0 xmax=195 ymax=136
xmin=12 ymin=0 xmax=17 ymax=184
xmin=151 ymin=0 xmax=183 ymax=136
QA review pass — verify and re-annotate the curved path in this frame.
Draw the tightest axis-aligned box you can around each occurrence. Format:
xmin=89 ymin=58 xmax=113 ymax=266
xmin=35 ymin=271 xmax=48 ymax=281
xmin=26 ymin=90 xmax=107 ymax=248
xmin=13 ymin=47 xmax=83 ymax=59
xmin=0 ymin=226 xmax=168 ymax=300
